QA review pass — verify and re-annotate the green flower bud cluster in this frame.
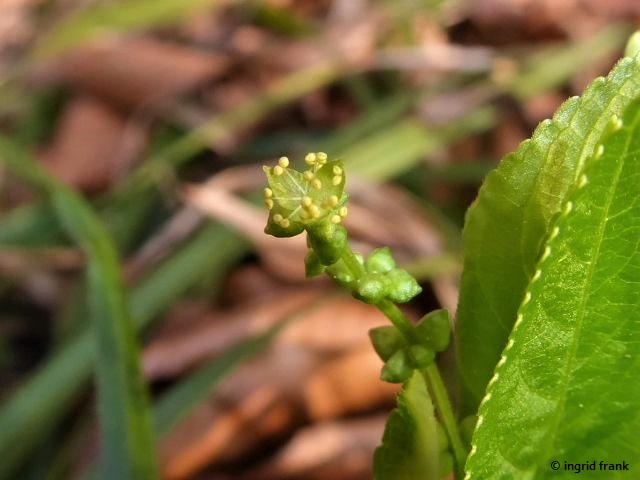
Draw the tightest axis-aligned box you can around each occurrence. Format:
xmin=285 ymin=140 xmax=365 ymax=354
xmin=369 ymin=309 xmax=451 ymax=383
xmin=263 ymin=155 xmax=422 ymax=306
xmin=353 ymin=247 xmax=422 ymax=304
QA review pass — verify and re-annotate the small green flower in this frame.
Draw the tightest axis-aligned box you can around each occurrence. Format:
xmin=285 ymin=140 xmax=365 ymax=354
xmin=354 ymin=249 xmax=422 ymax=304
xmin=263 ymin=153 xmax=348 ymax=238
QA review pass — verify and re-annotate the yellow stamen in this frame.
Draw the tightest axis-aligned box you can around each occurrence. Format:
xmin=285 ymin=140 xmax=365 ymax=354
xmin=332 ymin=166 xmax=342 ymax=175
xmin=305 ymin=153 xmax=317 ymax=165
xmin=300 ymin=210 xmax=310 ymax=220
xmin=332 ymin=175 xmax=342 ymax=186
xmin=280 ymin=218 xmax=290 ymax=228
xmin=273 ymin=214 xmax=283 ymax=223
xmin=278 ymin=156 xmax=290 ymax=168
xmin=309 ymin=205 xmax=320 ymax=218
xmin=328 ymin=195 xmax=339 ymax=207
xmin=263 ymin=187 xmax=273 ymax=198
xmin=265 ymin=199 xmax=274 ymax=210
xmin=273 ymin=165 xmax=284 ymax=176
xmin=331 ymin=215 xmax=341 ymax=224
xmin=317 ymin=152 xmax=328 ymax=161
xmin=303 ymin=170 xmax=315 ymax=181
xmin=339 ymin=206 xmax=348 ymax=217
xmin=301 ymin=196 xmax=312 ymax=207
xmin=312 ymin=178 xmax=322 ymax=189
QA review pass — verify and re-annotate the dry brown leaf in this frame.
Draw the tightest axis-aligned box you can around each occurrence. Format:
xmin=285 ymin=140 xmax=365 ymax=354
xmin=467 ymin=0 xmax=640 ymax=42
xmin=278 ymin=295 xmax=388 ymax=354
xmin=44 ymin=37 xmax=229 ymax=109
xmin=161 ymin=384 xmax=299 ymax=480
xmin=302 ymin=346 xmax=398 ymax=421
xmin=0 ymin=246 xmax=83 ymax=275
xmin=157 ymin=293 xmax=395 ymax=478
xmin=39 ymin=95 xmax=145 ymax=192
xmin=221 ymin=264 xmax=300 ymax=305
xmin=143 ymin=287 xmax=323 ymax=379
xmin=235 ymin=415 xmax=386 ymax=480
xmin=159 ymin=337 xmax=326 ymax=479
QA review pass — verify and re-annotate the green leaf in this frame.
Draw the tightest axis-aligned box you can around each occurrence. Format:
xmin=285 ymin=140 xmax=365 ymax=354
xmin=369 ymin=326 xmax=406 ymax=362
xmin=415 ymin=309 xmax=451 ymax=353
xmin=456 ymin=53 xmax=640 ymax=415
xmin=380 ymin=350 xmax=413 ymax=384
xmin=465 ymin=100 xmax=640 ymax=478
xmin=374 ymin=371 xmax=440 ymax=480
xmin=0 ymin=137 xmax=158 ymax=478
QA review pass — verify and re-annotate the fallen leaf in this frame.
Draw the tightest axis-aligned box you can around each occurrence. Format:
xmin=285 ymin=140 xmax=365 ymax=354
xmin=235 ymin=415 xmax=387 ymax=480
xmin=45 ymin=37 xmax=230 ymax=109
xmin=39 ymin=95 xmax=145 ymax=192
xmin=302 ymin=346 xmax=398 ymax=421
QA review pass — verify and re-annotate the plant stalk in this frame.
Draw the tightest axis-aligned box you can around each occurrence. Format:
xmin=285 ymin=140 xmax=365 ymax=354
xmin=424 ymin=364 xmax=467 ymax=479
xmin=339 ymin=246 xmax=467 ymax=479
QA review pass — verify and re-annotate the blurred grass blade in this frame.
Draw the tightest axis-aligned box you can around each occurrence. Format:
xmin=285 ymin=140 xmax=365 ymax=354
xmin=33 ymin=0 xmax=229 ymax=57
xmin=341 ymin=109 xmax=494 ymax=181
xmin=83 ymin=325 xmax=280 ymax=480
xmin=0 ymin=137 xmax=158 ymax=478
xmin=154 ymin=326 xmax=282 ymax=435
xmin=0 ymin=204 xmax=61 ymax=246
xmin=0 ymin=219 xmax=246 ymax=478
xmin=507 ymin=25 xmax=629 ymax=100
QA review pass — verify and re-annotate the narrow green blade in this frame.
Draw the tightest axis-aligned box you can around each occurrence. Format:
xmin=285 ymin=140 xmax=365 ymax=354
xmin=0 ymin=137 xmax=158 ymax=479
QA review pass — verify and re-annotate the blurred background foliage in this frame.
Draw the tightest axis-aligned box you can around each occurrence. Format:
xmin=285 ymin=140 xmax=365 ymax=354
xmin=0 ymin=1 xmax=638 ymax=479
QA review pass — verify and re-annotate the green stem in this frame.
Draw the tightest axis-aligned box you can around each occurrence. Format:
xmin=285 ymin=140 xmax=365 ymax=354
xmin=376 ymin=300 xmax=467 ymax=478
xmin=340 ymin=245 xmax=366 ymax=277
xmin=339 ymin=246 xmax=467 ymax=479
xmin=424 ymin=364 xmax=467 ymax=480
xmin=375 ymin=299 xmax=420 ymax=349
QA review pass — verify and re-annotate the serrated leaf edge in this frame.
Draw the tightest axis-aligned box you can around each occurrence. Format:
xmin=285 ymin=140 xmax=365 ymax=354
xmin=464 ymin=112 xmax=627 ymax=479
xmin=458 ymin=54 xmax=640 ymax=406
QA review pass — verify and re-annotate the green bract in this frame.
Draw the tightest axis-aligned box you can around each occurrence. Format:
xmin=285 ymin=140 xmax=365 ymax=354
xmin=415 ymin=309 xmax=451 ymax=353
xmin=263 ymin=153 xmax=348 ymax=239
xmin=368 ymin=309 xmax=451 ymax=384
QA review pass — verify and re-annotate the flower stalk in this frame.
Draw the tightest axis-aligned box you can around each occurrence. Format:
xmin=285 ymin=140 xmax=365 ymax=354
xmin=263 ymin=152 xmax=467 ymax=478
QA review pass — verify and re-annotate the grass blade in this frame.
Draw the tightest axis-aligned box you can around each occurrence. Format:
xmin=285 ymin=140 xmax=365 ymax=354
xmin=0 ymin=218 xmax=246 ymax=478
xmin=0 ymin=137 xmax=158 ymax=478
xmin=33 ymin=0 xmax=229 ymax=57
